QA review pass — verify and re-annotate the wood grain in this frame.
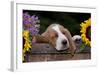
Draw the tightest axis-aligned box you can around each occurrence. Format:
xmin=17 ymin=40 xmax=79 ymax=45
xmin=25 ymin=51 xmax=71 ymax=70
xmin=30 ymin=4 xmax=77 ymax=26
xmin=24 ymin=43 xmax=91 ymax=62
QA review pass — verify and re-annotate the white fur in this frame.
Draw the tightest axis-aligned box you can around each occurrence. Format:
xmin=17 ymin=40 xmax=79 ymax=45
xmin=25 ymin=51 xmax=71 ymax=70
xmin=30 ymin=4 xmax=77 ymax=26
xmin=52 ymin=24 xmax=69 ymax=51
xmin=72 ymin=35 xmax=81 ymax=41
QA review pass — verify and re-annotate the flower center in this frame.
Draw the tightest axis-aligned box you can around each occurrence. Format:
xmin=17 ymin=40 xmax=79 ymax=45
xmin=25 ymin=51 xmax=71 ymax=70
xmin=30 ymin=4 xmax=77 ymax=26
xmin=86 ymin=26 xmax=91 ymax=41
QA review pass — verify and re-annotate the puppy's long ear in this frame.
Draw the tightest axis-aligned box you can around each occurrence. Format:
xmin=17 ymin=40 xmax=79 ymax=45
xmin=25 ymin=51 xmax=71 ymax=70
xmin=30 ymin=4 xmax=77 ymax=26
xmin=41 ymin=30 xmax=49 ymax=38
xmin=32 ymin=34 xmax=49 ymax=43
xmin=64 ymin=28 xmax=76 ymax=56
xmin=37 ymin=31 xmax=49 ymax=43
xmin=32 ymin=28 xmax=50 ymax=43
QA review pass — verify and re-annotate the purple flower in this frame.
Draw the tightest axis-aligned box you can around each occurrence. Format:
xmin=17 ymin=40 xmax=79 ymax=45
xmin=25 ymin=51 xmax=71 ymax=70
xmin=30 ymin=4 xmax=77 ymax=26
xmin=23 ymin=12 xmax=40 ymax=36
xmin=27 ymin=27 xmax=39 ymax=35
xmin=23 ymin=13 xmax=32 ymax=30
xmin=23 ymin=13 xmax=31 ymax=25
xmin=31 ymin=15 xmax=40 ymax=26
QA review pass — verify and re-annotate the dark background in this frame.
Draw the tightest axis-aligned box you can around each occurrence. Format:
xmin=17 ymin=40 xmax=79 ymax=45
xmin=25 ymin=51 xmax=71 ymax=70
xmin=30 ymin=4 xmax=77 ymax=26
xmin=23 ymin=10 xmax=91 ymax=36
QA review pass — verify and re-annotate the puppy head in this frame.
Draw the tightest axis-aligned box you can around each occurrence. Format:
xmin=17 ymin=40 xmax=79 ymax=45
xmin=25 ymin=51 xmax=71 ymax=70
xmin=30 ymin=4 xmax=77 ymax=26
xmin=42 ymin=24 xmax=76 ymax=55
xmin=72 ymin=35 xmax=82 ymax=45
xmin=52 ymin=24 xmax=69 ymax=51
xmin=72 ymin=35 xmax=82 ymax=51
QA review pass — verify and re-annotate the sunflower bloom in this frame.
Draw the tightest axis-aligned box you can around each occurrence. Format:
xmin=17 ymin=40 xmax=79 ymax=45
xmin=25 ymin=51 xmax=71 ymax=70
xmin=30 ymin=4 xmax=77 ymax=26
xmin=80 ymin=18 xmax=91 ymax=46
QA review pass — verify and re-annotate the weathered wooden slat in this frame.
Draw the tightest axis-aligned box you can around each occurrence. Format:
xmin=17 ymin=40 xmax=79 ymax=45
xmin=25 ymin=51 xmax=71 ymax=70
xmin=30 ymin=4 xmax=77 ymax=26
xmin=30 ymin=43 xmax=69 ymax=54
xmin=29 ymin=43 xmax=90 ymax=54
xmin=25 ymin=53 xmax=91 ymax=62
xmin=24 ymin=43 xmax=91 ymax=62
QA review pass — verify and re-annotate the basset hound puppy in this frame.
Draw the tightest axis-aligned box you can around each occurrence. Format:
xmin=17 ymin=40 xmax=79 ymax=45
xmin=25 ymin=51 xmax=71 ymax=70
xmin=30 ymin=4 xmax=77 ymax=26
xmin=33 ymin=23 xmax=76 ymax=56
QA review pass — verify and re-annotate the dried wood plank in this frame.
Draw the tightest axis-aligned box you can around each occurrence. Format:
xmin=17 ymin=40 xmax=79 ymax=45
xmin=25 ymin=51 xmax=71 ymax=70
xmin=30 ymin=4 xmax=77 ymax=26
xmin=26 ymin=53 xmax=91 ymax=62
xmin=24 ymin=43 xmax=91 ymax=62
xmin=29 ymin=43 xmax=90 ymax=54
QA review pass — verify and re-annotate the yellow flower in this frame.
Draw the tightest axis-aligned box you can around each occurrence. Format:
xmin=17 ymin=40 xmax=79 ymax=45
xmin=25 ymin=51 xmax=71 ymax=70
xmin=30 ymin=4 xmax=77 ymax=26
xmin=80 ymin=18 xmax=91 ymax=46
xmin=23 ymin=30 xmax=31 ymax=61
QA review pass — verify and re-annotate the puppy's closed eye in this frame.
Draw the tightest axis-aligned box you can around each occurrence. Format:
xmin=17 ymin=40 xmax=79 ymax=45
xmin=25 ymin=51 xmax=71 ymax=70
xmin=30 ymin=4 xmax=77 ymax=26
xmin=55 ymin=33 xmax=58 ymax=37
xmin=62 ymin=32 xmax=65 ymax=35
xmin=75 ymin=39 xmax=81 ymax=42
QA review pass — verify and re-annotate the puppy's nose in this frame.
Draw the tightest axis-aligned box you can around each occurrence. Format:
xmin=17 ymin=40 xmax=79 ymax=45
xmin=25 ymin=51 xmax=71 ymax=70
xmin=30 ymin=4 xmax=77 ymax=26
xmin=62 ymin=40 xmax=67 ymax=45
